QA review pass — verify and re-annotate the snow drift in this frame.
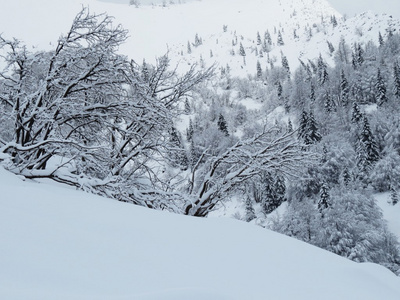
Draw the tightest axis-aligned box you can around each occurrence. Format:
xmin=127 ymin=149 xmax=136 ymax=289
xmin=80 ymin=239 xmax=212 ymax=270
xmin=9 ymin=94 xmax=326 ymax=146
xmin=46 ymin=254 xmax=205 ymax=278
xmin=1 ymin=167 xmax=400 ymax=300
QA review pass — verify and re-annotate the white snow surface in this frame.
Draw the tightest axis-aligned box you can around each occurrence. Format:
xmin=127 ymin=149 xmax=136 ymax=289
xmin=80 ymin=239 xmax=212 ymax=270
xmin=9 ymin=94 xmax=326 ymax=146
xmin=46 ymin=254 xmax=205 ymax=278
xmin=1 ymin=167 xmax=400 ymax=299
xmin=1 ymin=0 xmax=399 ymax=75
xmin=375 ymin=193 xmax=400 ymax=239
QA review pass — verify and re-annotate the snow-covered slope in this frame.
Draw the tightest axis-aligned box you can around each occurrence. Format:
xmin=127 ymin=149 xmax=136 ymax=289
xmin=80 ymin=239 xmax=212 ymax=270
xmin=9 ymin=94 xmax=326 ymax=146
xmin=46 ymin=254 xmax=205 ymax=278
xmin=1 ymin=167 xmax=400 ymax=300
xmin=1 ymin=0 xmax=399 ymax=75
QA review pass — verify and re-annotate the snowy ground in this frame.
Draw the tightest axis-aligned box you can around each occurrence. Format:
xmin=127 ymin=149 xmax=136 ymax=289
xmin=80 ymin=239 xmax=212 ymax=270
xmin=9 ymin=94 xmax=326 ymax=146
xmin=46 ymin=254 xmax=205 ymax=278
xmin=375 ymin=193 xmax=400 ymax=239
xmin=1 ymin=167 xmax=400 ymax=300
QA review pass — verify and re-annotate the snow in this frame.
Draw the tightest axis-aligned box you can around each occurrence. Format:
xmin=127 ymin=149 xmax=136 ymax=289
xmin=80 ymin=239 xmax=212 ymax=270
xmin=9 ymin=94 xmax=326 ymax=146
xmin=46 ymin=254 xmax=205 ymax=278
xmin=375 ymin=192 xmax=400 ymax=239
xmin=1 ymin=0 xmax=399 ymax=75
xmin=1 ymin=166 xmax=400 ymax=299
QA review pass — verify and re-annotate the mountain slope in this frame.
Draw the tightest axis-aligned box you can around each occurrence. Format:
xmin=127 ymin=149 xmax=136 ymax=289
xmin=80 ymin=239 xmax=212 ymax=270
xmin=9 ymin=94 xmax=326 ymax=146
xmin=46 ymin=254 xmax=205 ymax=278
xmin=1 ymin=0 xmax=399 ymax=75
xmin=1 ymin=167 xmax=400 ymax=300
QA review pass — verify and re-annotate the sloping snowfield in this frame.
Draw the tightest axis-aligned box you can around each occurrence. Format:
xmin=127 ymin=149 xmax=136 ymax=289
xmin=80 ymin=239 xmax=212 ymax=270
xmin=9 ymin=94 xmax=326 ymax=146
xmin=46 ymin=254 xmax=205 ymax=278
xmin=1 ymin=167 xmax=400 ymax=300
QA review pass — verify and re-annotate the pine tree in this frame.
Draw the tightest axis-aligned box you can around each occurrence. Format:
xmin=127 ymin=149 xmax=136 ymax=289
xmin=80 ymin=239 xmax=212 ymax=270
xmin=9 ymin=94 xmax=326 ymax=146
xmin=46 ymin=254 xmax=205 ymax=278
xmin=310 ymin=83 xmax=316 ymax=104
xmin=324 ymin=91 xmax=333 ymax=113
xmin=376 ymin=68 xmax=387 ymax=106
xmin=217 ymin=113 xmax=229 ymax=136
xmin=317 ymin=54 xmax=328 ymax=85
xmin=306 ymin=111 xmax=322 ymax=144
xmin=391 ymin=187 xmax=399 ymax=205
xmin=275 ymin=175 xmax=286 ymax=205
xmin=393 ymin=61 xmax=400 ymax=99
xmin=298 ymin=110 xmax=309 ymax=142
xmin=186 ymin=118 xmax=194 ymax=141
xmin=239 ymin=42 xmax=246 ymax=57
xmin=351 ymin=102 xmax=362 ymax=123
xmin=277 ymin=81 xmax=283 ymax=99
xmin=318 ymin=182 xmax=330 ymax=212
xmin=340 ymin=69 xmax=349 ymax=106
xmin=194 ymin=33 xmax=202 ymax=47
xmin=245 ymin=196 xmax=256 ymax=222
xmin=187 ymin=41 xmax=192 ymax=54
xmin=357 ymin=116 xmax=380 ymax=173
xmin=141 ymin=59 xmax=149 ymax=82
xmin=281 ymin=52 xmax=290 ymax=78
xmin=257 ymin=31 xmax=262 ymax=45
xmin=256 ymin=60 xmax=262 ymax=79
xmin=378 ymin=31 xmax=384 ymax=47
xmin=287 ymin=119 xmax=293 ymax=133
xmin=168 ymin=126 xmax=188 ymax=170
xmin=277 ymin=30 xmax=284 ymax=46
xmin=265 ymin=30 xmax=272 ymax=45
xmin=342 ymin=167 xmax=351 ymax=187
xmin=184 ymin=98 xmax=191 ymax=114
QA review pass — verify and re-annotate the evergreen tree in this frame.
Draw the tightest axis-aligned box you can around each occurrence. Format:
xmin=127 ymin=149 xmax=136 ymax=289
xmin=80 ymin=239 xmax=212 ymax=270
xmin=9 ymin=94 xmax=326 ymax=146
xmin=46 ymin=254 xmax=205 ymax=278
xmin=391 ymin=187 xmax=399 ymax=205
xmin=317 ymin=54 xmax=328 ymax=85
xmin=324 ymin=91 xmax=333 ymax=113
xmin=186 ymin=118 xmax=194 ymax=141
xmin=217 ymin=113 xmax=229 ymax=136
xmin=245 ymin=196 xmax=256 ymax=222
xmin=342 ymin=167 xmax=351 ymax=187
xmin=168 ymin=126 xmax=188 ymax=170
xmin=352 ymin=43 xmax=364 ymax=69
xmin=351 ymin=102 xmax=362 ymax=123
xmin=194 ymin=33 xmax=202 ymax=47
xmin=340 ymin=69 xmax=349 ymax=106
xmin=275 ymin=175 xmax=286 ymax=205
xmin=239 ymin=42 xmax=246 ymax=57
xmin=357 ymin=116 xmax=380 ymax=173
xmin=306 ymin=111 xmax=322 ymax=144
xmin=265 ymin=30 xmax=272 ymax=45
xmin=287 ymin=119 xmax=293 ymax=133
xmin=378 ymin=31 xmax=384 ymax=47
xmin=318 ymin=182 xmax=330 ymax=212
xmin=184 ymin=98 xmax=191 ymax=114
xmin=281 ymin=52 xmax=290 ymax=79
xmin=393 ymin=61 xmax=400 ymax=99
xmin=187 ymin=41 xmax=192 ymax=54
xmin=298 ymin=110 xmax=309 ymax=142
xmin=376 ymin=68 xmax=387 ymax=106
xmin=277 ymin=30 xmax=284 ymax=46
xmin=257 ymin=31 xmax=262 ymax=45
xmin=256 ymin=60 xmax=262 ymax=79
xmin=141 ymin=59 xmax=149 ymax=82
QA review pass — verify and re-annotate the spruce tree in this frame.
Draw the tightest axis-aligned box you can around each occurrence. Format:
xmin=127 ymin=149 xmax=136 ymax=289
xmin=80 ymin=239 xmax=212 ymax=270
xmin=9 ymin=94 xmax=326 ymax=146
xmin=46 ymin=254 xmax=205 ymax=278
xmin=391 ymin=187 xmax=399 ymax=205
xmin=376 ymin=68 xmax=387 ymax=106
xmin=342 ymin=167 xmax=351 ymax=187
xmin=393 ymin=61 xmax=400 ymax=99
xmin=186 ymin=118 xmax=194 ymax=141
xmin=187 ymin=41 xmax=192 ymax=54
xmin=378 ymin=31 xmax=384 ymax=47
xmin=317 ymin=54 xmax=328 ymax=85
xmin=217 ymin=113 xmax=229 ymax=136
xmin=245 ymin=196 xmax=256 ymax=222
xmin=257 ymin=31 xmax=262 ymax=45
xmin=239 ymin=42 xmax=246 ymax=57
xmin=340 ymin=69 xmax=349 ymax=106
xmin=351 ymin=102 xmax=362 ymax=123
xmin=287 ymin=119 xmax=293 ymax=133
xmin=318 ymin=182 xmax=330 ymax=212
xmin=306 ymin=111 xmax=322 ymax=144
xmin=256 ymin=60 xmax=262 ymax=79
xmin=141 ymin=59 xmax=149 ymax=82
xmin=277 ymin=30 xmax=284 ymax=46
xmin=324 ymin=91 xmax=333 ymax=113
xmin=357 ymin=116 xmax=380 ymax=173
xmin=281 ymin=52 xmax=290 ymax=79
xmin=265 ymin=30 xmax=272 ymax=45
xmin=298 ymin=110 xmax=309 ymax=143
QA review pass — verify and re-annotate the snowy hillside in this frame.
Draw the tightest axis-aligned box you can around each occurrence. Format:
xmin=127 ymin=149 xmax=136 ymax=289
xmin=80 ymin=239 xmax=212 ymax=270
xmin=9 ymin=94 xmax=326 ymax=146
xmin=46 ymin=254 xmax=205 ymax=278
xmin=1 ymin=0 xmax=399 ymax=75
xmin=1 ymin=167 xmax=400 ymax=300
